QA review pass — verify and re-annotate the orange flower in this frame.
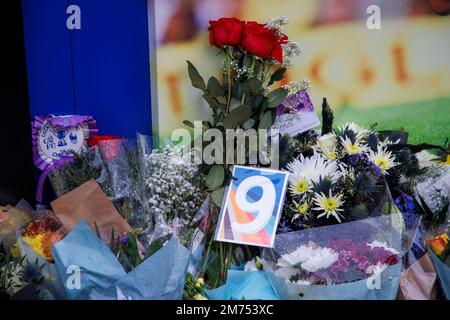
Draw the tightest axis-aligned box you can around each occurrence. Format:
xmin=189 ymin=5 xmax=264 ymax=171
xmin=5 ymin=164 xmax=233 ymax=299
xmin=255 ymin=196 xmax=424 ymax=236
xmin=428 ymin=234 xmax=449 ymax=256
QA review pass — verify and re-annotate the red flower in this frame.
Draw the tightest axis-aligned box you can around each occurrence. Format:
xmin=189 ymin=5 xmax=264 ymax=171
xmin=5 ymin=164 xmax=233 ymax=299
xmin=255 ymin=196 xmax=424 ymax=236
xmin=86 ymin=135 xmax=123 ymax=160
xmin=241 ymin=21 xmax=287 ymax=63
xmin=208 ymin=17 xmax=245 ymax=48
xmin=86 ymin=135 xmax=119 ymax=147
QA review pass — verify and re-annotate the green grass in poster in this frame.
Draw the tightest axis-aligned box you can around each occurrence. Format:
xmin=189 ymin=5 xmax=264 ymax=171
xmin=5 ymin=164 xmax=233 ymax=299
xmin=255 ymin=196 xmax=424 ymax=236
xmin=333 ymin=96 xmax=450 ymax=145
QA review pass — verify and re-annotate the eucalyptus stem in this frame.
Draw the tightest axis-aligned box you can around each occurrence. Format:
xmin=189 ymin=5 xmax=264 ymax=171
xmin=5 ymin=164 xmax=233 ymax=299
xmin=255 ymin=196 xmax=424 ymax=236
xmin=226 ymin=47 xmax=232 ymax=115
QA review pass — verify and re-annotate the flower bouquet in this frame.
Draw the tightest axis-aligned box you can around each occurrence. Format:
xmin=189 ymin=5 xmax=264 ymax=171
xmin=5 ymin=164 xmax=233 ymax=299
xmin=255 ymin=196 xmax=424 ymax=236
xmin=428 ymin=233 xmax=450 ymax=299
xmin=262 ymin=214 xmax=404 ymax=300
xmin=279 ymin=114 xmax=404 ymax=231
xmin=0 ymin=201 xmax=66 ymax=299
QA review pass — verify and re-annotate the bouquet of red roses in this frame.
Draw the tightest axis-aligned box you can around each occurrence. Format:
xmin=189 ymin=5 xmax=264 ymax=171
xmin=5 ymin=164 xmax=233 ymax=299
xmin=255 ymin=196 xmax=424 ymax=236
xmin=186 ymin=17 xmax=301 ymax=205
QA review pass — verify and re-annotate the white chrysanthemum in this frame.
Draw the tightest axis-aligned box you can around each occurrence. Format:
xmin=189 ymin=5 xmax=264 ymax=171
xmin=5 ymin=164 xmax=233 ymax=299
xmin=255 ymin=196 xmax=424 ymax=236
xmin=379 ymin=137 xmax=401 ymax=148
xmin=313 ymin=190 xmax=345 ymax=223
xmin=340 ymin=136 xmax=368 ymax=156
xmin=367 ymin=241 xmax=399 ymax=255
xmin=368 ymin=145 xmax=397 ymax=174
xmin=339 ymin=122 xmax=370 ymax=140
xmin=277 ymin=245 xmax=339 ymax=274
xmin=286 ymin=153 xmax=340 ymax=195
xmin=315 ymin=133 xmax=338 ymax=159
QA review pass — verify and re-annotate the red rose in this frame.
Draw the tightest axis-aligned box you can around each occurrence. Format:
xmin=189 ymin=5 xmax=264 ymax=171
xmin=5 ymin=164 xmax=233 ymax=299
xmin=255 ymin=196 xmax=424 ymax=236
xmin=208 ymin=17 xmax=245 ymax=48
xmin=86 ymin=135 xmax=119 ymax=147
xmin=241 ymin=21 xmax=287 ymax=63
xmin=86 ymin=135 xmax=123 ymax=160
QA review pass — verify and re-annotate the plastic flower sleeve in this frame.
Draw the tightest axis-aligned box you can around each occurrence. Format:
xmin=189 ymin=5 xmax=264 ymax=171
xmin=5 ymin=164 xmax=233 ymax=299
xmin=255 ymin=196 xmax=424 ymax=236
xmin=261 ymin=213 xmax=405 ymax=300
xmin=430 ymin=251 xmax=450 ymax=299
xmin=397 ymin=214 xmax=438 ymax=300
xmin=52 ymin=220 xmax=191 ymax=300
xmin=136 ymin=133 xmax=205 ymax=247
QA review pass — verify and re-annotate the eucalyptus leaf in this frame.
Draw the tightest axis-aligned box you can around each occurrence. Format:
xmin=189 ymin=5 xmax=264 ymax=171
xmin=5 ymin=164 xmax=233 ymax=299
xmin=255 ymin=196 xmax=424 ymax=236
xmin=267 ymin=88 xmax=288 ymax=109
xmin=242 ymin=118 xmax=256 ymax=130
xmin=207 ymin=77 xmax=225 ymax=97
xmin=268 ymin=67 xmax=286 ymax=85
xmin=203 ymin=94 xmax=221 ymax=110
xmin=247 ymin=94 xmax=264 ymax=109
xmin=187 ymin=60 xmax=206 ymax=91
xmin=243 ymin=77 xmax=262 ymax=95
xmin=183 ymin=120 xmax=194 ymax=128
xmin=223 ymin=106 xmax=252 ymax=129
xmin=206 ymin=165 xmax=225 ymax=189
xmin=243 ymin=55 xmax=253 ymax=69
xmin=258 ymin=111 xmax=273 ymax=130
xmin=232 ymin=81 xmax=244 ymax=100
xmin=211 ymin=187 xmax=226 ymax=208
xmin=229 ymin=97 xmax=241 ymax=112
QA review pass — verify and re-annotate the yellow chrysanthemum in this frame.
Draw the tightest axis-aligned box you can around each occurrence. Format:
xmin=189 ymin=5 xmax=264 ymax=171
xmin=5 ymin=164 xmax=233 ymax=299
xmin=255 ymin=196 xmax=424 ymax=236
xmin=22 ymin=233 xmax=52 ymax=261
xmin=296 ymin=202 xmax=309 ymax=215
xmin=313 ymin=190 xmax=345 ymax=223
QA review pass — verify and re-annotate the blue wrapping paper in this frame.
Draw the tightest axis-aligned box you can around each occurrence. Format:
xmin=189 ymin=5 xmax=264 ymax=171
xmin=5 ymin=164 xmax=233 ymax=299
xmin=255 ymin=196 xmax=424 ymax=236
xmin=52 ymin=220 xmax=190 ymax=300
xmin=267 ymin=263 xmax=402 ymax=300
xmin=430 ymin=252 xmax=450 ymax=300
xmin=207 ymin=270 xmax=279 ymax=300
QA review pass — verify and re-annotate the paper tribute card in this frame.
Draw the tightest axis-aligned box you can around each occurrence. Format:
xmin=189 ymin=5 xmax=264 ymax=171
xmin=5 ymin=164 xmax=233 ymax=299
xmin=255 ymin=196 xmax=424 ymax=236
xmin=215 ymin=166 xmax=289 ymax=248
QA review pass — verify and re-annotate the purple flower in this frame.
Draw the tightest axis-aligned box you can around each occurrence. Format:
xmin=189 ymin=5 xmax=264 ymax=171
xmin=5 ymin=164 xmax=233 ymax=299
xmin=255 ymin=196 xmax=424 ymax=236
xmin=277 ymin=218 xmax=293 ymax=234
xmin=119 ymin=234 xmax=129 ymax=244
xmin=394 ymin=192 xmax=415 ymax=214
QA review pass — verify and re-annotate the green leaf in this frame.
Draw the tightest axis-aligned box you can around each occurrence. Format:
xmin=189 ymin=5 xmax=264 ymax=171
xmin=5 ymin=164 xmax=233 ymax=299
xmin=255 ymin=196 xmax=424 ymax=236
xmin=207 ymin=77 xmax=225 ymax=97
xmin=187 ymin=60 xmax=206 ymax=91
xmin=247 ymin=94 xmax=264 ymax=109
xmin=232 ymin=81 xmax=244 ymax=100
xmin=258 ymin=111 xmax=273 ymax=130
xmin=223 ymin=106 xmax=252 ymax=129
xmin=266 ymin=88 xmax=288 ymax=109
xmin=243 ymin=77 xmax=262 ymax=95
xmin=126 ymin=233 xmax=142 ymax=267
xmin=242 ymin=118 xmax=256 ymax=130
xmin=183 ymin=120 xmax=194 ymax=128
xmin=206 ymin=254 xmax=221 ymax=288
xmin=205 ymin=165 xmax=225 ymax=189
xmin=229 ymin=97 xmax=241 ymax=112
xmin=268 ymin=67 xmax=287 ymax=85
xmin=243 ymin=55 xmax=253 ymax=69
xmin=211 ymin=187 xmax=226 ymax=207
xmin=203 ymin=94 xmax=221 ymax=110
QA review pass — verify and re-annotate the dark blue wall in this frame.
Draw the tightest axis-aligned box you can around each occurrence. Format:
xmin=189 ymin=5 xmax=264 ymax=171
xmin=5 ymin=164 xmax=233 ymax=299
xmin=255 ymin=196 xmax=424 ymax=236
xmin=22 ymin=0 xmax=152 ymax=138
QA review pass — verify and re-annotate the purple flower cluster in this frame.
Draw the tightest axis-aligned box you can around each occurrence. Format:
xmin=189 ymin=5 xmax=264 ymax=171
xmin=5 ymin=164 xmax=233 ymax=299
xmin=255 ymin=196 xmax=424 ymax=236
xmin=394 ymin=192 xmax=415 ymax=214
xmin=321 ymin=239 xmax=398 ymax=284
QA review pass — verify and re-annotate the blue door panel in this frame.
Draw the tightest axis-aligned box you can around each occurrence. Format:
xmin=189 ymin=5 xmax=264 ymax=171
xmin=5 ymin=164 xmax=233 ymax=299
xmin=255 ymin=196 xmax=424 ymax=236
xmin=23 ymin=0 xmax=152 ymax=138
xmin=22 ymin=0 xmax=75 ymax=116
xmin=66 ymin=0 xmax=152 ymax=138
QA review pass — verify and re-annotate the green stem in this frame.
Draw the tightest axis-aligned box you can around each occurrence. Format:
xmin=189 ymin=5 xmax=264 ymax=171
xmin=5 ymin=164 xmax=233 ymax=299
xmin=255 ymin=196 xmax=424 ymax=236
xmin=226 ymin=47 xmax=232 ymax=115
